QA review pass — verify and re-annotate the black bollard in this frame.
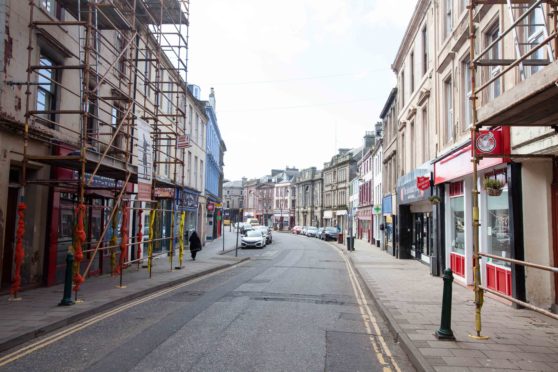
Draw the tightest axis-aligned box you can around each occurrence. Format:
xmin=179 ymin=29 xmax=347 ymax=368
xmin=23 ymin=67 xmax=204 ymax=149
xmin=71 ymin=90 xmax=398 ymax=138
xmin=59 ymin=252 xmax=75 ymax=306
xmin=435 ymin=268 xmax=456 ymax=340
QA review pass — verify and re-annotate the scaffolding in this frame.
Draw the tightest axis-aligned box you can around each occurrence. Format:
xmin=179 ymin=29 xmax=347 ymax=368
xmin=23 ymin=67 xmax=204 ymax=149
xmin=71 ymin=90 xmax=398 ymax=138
xmin=467 ymin=0 xmax=558 ymax=338
xmin=11 ymin=0 xmax=190 ymax=299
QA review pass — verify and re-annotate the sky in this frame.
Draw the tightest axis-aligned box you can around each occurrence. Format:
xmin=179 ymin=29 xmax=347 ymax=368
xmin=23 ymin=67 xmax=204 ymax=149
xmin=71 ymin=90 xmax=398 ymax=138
xmin=187 ymin=0 xmax=416 ymax=181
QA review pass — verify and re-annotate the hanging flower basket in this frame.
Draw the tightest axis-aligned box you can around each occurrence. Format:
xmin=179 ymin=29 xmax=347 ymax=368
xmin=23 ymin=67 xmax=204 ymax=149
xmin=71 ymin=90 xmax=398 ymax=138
xmin=483 ymin=178 xmax=504 ymax=197
xmin=486 ymin=187 xmax=503 ymax=197
xmin=429 ymin=195 xmax=441 ymax=205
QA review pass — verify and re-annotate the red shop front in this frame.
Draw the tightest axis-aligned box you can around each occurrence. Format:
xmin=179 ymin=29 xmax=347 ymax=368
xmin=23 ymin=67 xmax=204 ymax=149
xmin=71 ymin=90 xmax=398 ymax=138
xmin=434 ymin=128 xmax=515 ymax=296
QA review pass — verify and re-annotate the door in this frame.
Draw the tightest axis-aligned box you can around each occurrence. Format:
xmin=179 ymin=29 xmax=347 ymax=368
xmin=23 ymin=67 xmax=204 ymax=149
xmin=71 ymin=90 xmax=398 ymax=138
xmin=414 ymin=214 xmax=423 ymax=261
xmin=1 ymin=187 xmax=19 ymax=289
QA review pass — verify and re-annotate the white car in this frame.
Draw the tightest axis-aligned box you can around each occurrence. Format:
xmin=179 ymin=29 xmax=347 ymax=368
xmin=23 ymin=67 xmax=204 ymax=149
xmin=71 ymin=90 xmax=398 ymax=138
xmin=253 ymin=225 xmax=272 ymax=244
xmin=241 ymin=230 xmax=267 ymax=249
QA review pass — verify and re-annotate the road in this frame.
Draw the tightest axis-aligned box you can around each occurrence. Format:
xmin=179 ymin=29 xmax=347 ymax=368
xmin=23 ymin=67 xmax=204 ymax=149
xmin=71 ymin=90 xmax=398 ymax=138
xmin=0 ymin=233 xmax=414 ymax=371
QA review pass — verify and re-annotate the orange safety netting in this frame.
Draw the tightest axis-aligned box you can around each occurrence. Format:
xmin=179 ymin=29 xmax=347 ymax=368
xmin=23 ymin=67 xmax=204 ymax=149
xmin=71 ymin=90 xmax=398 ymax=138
xmin=72 ymin=203 xmax=86 ymax=292
xmin=10 ymin=202 xmax=26 ymax=297
xmin=116 ymin=203 xmax=129 ymax=275
xmin=136 ymin=209 xmax=143 ymax=261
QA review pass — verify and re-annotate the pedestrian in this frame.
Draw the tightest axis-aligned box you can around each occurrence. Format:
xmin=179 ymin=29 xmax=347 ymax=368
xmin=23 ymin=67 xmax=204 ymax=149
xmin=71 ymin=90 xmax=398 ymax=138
xmin=189 ymin=230 xmax=202 ymax=261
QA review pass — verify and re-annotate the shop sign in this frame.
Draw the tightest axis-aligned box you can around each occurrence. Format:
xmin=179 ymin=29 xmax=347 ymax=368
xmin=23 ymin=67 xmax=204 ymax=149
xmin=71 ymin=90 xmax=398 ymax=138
xmin=382 ymin=195 xmax=393 ymax=215
xmin=154 ymin=187 xmax=175 ymax=198
xmin=396 ymin=163 xmax=433 ymax=205
xmin=416 ymin=176 xmax=431 ymax=191
xmin=323 ymin=210 xmax=333 ymax=219
xmin=215 ymin=203 xmax=223 ymax=208
xmin=373 ymin=205 xmax=382 ymax=214
xmin=176 ymin=189 xmax=199 ymax=211
xmin=207 ymin=203 xmax=215 ymax=211
xmin=475 ymin=129 xmax=503 ymax=156
xmin=434 ymin=127 xmax=510 ymax=185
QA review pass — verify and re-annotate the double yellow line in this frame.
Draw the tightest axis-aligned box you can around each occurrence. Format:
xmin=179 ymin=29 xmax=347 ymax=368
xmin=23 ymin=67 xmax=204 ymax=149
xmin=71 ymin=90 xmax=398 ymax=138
xmin=334 ymin=245 xmax=401 ymax=372
xmin=0 ymin=264 xmax=239 ymax=367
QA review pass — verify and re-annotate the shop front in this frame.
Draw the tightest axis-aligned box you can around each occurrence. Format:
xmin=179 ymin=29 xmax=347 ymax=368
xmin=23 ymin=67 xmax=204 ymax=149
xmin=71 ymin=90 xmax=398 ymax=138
xmin=396 ymin=163 xmax=434 ymax=267
xmin=357 ymin=207 xmax=371 ymax=242
xmin=433 ymin=128 xmax=520 ymax=296
xmin=176 ymin=188 xmax=199 ymax=246
xmin=382 ymin=194 xmax=396 ymax=256
xmin=323 ymin=210 xmax=333 ymax=227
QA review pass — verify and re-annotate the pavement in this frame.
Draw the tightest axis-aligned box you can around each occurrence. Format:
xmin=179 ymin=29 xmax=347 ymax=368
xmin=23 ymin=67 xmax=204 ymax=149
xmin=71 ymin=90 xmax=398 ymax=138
xmin=2 ymin=229 xmax=558 ymax=372
xmin=330 ymin=237 xmax=558 ymax=372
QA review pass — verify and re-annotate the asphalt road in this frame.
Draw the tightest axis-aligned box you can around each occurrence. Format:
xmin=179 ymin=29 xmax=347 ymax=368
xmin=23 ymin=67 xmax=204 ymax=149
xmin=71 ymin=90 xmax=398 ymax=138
xmin=1 ymin=233 xmax=415 ymax=372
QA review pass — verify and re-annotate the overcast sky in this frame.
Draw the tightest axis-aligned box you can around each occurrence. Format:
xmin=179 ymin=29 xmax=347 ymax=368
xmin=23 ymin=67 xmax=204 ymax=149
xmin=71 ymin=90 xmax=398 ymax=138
xmin=187 ymin=0 xmax=416 ymax=181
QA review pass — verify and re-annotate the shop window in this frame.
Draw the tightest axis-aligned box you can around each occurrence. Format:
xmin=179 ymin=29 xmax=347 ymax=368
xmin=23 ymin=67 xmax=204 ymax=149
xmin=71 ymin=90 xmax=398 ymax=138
xmin=485 ymin=172 xmax=510 ymax=267
xmin=449 ymin=181 xmax=465 ymax=255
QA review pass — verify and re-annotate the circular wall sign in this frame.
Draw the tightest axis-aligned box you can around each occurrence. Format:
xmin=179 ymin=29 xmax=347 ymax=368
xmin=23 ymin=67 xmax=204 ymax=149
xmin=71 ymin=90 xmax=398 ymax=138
xmin=476 ymin=132 xmax=496 ymax=153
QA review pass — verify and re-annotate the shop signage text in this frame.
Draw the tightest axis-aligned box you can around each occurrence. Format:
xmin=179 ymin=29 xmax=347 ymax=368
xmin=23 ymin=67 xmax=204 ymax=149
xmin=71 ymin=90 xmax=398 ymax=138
xmin=416 ymin=176 xmax=431 ymax=191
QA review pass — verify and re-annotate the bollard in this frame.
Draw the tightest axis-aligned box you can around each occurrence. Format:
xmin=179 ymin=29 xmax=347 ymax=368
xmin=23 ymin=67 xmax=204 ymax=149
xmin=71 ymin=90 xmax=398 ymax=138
xmin=59 ymin=252 xmax=75 ymax=306
xmin=435 ymin=268 xmax=455 ymax=340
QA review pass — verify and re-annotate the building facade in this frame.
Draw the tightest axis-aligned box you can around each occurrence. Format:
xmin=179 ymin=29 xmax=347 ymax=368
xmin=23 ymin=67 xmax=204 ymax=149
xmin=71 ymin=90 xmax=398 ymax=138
xmin=381 ymin=88 xmax=398 ymax=257
xmin=204 ymin=88 xmax=226 ymax=241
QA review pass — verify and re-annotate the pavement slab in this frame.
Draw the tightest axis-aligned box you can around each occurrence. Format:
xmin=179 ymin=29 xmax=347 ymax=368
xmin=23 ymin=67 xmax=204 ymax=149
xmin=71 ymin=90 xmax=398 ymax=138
xmin=330 ymin=238 xmax=558 ymax=372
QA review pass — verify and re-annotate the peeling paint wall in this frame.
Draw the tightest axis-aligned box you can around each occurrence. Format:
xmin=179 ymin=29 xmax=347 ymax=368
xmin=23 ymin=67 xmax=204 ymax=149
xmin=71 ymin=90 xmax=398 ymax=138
xmin=0 ymin=0 xmax=6 ymax=98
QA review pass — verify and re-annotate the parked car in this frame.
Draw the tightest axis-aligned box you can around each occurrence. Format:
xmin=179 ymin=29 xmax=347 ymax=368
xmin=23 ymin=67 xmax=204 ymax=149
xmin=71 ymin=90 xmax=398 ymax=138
xmin=321 ymin=227 xmax=339 ymax=241
xmin=253 ymin=225 xmax=272 ymax=244
xmin=306 ymin=226 xmax=318 ymax=237
xmin=316 ymin=227 xmax=324 ymax=238
xmin=292 ymin=226 xmax=302 ymax=234
xmin=241 ymin=230 xmax=266 ymax=248
xmin=240 ymin=223 xmax=254 ymax=235
xmin=301 ymin=226 xmax=309 ymax=236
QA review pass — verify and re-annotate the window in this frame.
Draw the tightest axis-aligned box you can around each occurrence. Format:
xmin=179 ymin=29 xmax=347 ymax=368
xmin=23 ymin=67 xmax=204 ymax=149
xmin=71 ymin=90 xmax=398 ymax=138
xmin=410 ymin=52 xmax=415 ymax=93
xmin=401 ymin=133 xmax=405 ymax=175
xmin=485 ymin=173 xmax=510 ymax=267
xmin=187 ymin=151 xmax=192 ymax=186
xmin=400 ymin=71 xmax=405 ymax=107
xmin=111 ymin=106 xmax=124 ymax=150
xmin=116 ymin=33 xmax=126 ymax=76
xmin=40 ymin=0 xmax=60 ymax=18
xmin=444 ymin=76 xmax=453 ymax=143
xmin=422 ymin=106 xmax=428 ymax=163
xmin=445 ymin=0 xmax=453 ymax=38
xmin=462 ymin=58 xmax=472 ymax=130
xmin=449 ymin=181 xmax=465 ymax=255
xmin=525 ymin=3 xmax=545 ymax=77
xmin=487 ymin=24 xmax=501 ymax=99
xmin=195 ymin=113 xmax=199 ymax=144
xmin=200 ymin=160 xmax=204 ymax=190
xmin=193 ymin=156 xmax=198 ymax=189
xmin=422 ymin=25 xmax=428 ymax=75
xmin=37 ymin=55 xmax=57 ymax=125
xmin=87 ymin=97 xmax=98 ymax=146
xmin=144 ymin=49 xmax=152 ymax=98
xmin=410 ymin=121 xmax=415 ymax=169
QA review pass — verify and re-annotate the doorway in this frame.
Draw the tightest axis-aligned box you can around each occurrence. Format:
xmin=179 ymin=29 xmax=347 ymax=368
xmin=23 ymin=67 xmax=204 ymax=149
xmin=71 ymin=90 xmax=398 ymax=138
xmin=1 ymin=187 xmax=19 ymax=289
xmin=412 ymin=213 xmax=432 ymax=263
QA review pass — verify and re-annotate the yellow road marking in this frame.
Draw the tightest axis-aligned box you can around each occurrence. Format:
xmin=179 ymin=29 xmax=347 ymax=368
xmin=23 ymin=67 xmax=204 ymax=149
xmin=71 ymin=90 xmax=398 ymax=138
xmin=0 ymin=263 xmax=243 ymax=367
xmin=333 ymin=245 xmax=401 ymax=372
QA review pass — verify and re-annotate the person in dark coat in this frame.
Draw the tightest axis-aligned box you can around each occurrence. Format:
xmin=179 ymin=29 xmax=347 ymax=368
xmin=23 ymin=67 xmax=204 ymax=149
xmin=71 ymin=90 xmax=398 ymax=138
xmin=189 ymin=231 xmax=202 ymax=261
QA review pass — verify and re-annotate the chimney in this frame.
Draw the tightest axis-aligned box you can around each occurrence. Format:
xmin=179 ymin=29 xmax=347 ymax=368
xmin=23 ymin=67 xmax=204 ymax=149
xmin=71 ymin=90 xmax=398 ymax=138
xmin=363 ymin=131 xmax=375 ymax=149
xmin=209 ymin=87 xmax=216 ymax=110
xmin=375 ymin=121 xmax=383 ymax=138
